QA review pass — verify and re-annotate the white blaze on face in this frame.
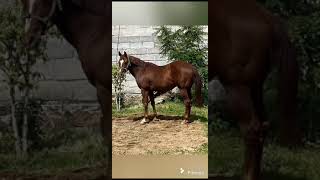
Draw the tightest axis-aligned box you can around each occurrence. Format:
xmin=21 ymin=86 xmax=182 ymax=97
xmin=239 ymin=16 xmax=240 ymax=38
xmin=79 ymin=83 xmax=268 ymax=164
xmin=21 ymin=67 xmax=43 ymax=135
xmin=118 ymin=59 xmax=124 ymax=73
xmin=119 ymin=59 xmax=124 ymax=67
xmin=25 ymin=0 xmax=36 ymax=32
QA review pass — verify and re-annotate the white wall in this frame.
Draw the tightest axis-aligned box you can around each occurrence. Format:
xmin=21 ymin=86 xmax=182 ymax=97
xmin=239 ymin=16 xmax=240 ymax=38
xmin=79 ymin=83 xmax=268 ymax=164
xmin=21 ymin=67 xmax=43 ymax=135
xmin=112 ymin=25 xmax=208 ymax=95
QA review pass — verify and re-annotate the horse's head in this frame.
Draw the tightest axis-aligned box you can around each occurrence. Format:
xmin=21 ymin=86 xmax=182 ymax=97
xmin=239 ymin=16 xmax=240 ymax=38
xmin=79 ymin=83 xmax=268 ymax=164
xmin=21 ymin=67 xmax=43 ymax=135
xmin=21 ymin=0 xmax=62 ymax=49
xmin=118 ymin=51 xmax=131 ymax=73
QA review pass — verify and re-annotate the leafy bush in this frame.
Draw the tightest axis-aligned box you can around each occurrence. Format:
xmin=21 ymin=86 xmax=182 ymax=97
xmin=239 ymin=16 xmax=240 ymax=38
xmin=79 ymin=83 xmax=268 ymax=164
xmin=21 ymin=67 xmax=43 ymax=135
xmin=0 ymin=2 xmax=59 ymax=155
xmin=210 ymin=0 xmax=320 ymax=142
xmin=264 ymin=0 xmax=320 ymax=142
xmin=15 ymin=99 xmax=44 ymax=151
xmin=112 ymin=65 xmax=126 ymax=110
xmin=155 ymin=26 xmax=208 ymax=104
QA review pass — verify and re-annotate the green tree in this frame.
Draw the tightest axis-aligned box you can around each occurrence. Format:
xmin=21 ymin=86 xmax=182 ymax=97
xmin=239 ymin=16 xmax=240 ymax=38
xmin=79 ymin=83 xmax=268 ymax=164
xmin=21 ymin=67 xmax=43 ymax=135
xmin=260 ymin=0 xmax=320 ymax=142
xmin=0 ymin=4 xmax=49 ymax=156
xmin=155 ymin=26 xmax=208 ymax=104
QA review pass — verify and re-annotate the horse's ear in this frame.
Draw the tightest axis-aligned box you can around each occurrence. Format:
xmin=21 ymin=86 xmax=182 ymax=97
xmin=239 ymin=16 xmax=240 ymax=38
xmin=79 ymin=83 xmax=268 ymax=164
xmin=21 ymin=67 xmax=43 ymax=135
xmin=124 ymin=51 xmax=127 ymax=57
xmin=118 ymin=51 xmax=122 ymax=56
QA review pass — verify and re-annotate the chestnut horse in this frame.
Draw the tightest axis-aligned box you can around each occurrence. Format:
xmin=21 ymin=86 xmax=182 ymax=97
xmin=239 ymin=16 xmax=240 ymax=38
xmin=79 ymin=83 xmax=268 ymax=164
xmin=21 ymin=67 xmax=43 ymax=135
xmin=118 ymin=52 xmax=203 ymax=124
xmin=20 ymin=0 xmax=112 ymax=176
xmin=209 ymin=1 xmax=300 ymax=180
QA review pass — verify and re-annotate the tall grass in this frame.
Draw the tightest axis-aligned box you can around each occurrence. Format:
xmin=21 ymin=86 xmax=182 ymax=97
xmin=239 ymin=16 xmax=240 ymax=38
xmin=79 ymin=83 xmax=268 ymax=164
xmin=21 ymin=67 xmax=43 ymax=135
xmin=0 ymin=128 xmax=107 ymax=175
xmin=113 ymin=101 xmax=208 ymax=122
xmin=209 ymin=131 xmax=320 ymax=180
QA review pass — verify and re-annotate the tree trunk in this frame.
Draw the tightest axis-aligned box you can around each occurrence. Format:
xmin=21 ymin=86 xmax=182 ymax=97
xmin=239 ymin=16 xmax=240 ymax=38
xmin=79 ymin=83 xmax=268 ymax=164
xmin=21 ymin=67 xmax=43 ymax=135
xmin=22 ymin=87 xmax=29 ymax=155
xmin=22 ymin=56 xmax=31 ymax=156
xmin=10 ymin=85 xmax=21 ymax=157
xmin=116 ymin=93 xmax=118 ymax=111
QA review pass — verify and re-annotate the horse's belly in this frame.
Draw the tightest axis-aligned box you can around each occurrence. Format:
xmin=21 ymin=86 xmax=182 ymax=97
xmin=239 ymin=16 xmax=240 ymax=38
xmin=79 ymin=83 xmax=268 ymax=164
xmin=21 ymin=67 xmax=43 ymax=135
xmin=151 ymin=80 xmax=175 ymax=91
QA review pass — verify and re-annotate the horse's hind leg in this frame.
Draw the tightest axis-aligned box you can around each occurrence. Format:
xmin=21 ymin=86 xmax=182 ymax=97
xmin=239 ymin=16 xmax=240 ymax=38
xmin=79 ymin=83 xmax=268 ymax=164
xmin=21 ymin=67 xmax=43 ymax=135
xmin=225 ymin=85 xmax=268 ymax=180
xmin=141 ymin=89 xmax=150 ymax=124
xmin=149 ymin=91 xmax=158 ymax=121
xmin=180 ymin=88 xmax=191 ymax=124
xmin=96 ymin=84 xmax=112 ymax=177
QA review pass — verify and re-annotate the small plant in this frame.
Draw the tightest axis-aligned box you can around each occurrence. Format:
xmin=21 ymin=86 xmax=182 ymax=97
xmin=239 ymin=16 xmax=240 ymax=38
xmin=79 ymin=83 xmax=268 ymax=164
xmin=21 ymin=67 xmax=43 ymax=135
xmin=0 ymin=4 xmax=50 ymax=157
xmin=112 ymin=65 xmax=126 ymax=111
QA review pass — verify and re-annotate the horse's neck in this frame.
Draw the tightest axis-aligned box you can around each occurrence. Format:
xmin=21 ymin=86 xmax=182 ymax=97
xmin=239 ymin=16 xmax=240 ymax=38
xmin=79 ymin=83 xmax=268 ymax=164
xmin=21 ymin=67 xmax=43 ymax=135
xmin=128 ymin=57 xmax=145 ymax=78
xmin=53 ymin=2 xmax=110 ymax=53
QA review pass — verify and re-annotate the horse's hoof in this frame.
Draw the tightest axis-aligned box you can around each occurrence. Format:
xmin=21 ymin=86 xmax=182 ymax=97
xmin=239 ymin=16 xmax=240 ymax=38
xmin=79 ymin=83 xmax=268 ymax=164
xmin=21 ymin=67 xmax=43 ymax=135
xmin=140 ymin=118 xmax=149 ymax=124
xmin=181 ymin=120 xmax=190 ymax=125
xmin=152 ymin=114 xmax=159 ymax=120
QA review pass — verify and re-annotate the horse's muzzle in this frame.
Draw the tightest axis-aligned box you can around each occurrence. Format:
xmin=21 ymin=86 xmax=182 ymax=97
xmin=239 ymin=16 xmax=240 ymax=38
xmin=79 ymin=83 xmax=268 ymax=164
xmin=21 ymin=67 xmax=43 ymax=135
xmin=119 ymin=68 xmax=128 ymax=74
xmin=24 ymin=29 xmax=43 ymax=49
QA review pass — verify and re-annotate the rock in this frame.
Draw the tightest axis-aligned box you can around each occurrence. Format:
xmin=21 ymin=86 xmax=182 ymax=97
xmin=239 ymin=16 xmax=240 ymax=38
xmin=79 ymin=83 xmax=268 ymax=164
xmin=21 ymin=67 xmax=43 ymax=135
xmin=208 ymin=80 xmax=226 ymax=103
xmin=0 ymin=114 xmax=10 ymax=125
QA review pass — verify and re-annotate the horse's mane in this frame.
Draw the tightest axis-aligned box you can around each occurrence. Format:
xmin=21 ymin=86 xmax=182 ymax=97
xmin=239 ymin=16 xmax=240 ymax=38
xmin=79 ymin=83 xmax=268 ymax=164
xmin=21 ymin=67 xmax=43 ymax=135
xmin=129 ymin=55 xmax=160 ymax=68
xmin=129 ymin=56 xmax=148 ymax=67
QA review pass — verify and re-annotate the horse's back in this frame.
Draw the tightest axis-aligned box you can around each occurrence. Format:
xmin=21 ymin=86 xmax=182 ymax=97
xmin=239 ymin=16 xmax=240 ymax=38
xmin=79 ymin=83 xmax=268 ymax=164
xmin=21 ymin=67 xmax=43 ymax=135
xmin=169 ymin=61 xmax=195 ymax=73
xmin=146 ymin=60 xmax=194 ymax=73
xmin=137 ymin=61 xmax=195 ymax=92
xmin=209 ymin=0 xmax=276 ymax=84
xmin=168 ymin=61 xmax=197 ymax=87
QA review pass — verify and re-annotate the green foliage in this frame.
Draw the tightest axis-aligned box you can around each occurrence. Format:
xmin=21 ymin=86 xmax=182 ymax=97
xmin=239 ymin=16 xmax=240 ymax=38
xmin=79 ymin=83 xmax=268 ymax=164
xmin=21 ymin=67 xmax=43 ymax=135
xmin=262 ymin=0 xmax=320 ymax=142
xmin=261 ymin=0 xmax=320 ymax=17
xmin=212 ymin=0 xmax=320 ymax=143
xmin=15 ymin=99 xmax=44 ymax=151
xmin=112 ymin=65 xmax=126 ymax=110
xmin=209 ymin=132 xmax=320 ymax=180
xmin=0 ymin=133 xmax=15 ymax=154
xmin=112 ymin=101 xmax=208 ymax=123
xmin=0 ymin=5 xmax=48 ymax=90
xmin=0 ymin=3 xmax=52 ymax=155
xmin=112 ymin=65 xmax=126 ymax=93
xmin=155 ymin=26 xmax=208 ymax=104
xmin=288 ymin=10 xmax=320 ymax=142
xmin=0 ymin=128 xmax=106 ymax=175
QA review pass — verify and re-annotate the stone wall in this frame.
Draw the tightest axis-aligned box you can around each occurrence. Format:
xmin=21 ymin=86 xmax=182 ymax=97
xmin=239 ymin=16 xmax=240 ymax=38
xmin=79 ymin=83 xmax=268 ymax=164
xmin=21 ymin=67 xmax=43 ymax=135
xmin=0 ymin=38 xmax=97 ymax=104
xmin=112 ymin=25 xmax=208 ymax=95
xmin=112 ymin=25 xmax=168 ymax=95
xmin=0 ymin=25 xmax=208 ymax=105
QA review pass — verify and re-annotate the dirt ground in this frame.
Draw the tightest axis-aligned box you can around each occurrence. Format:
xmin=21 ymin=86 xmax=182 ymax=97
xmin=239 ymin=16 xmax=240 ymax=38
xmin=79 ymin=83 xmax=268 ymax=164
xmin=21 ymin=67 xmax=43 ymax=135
xmin=112 ymin=115 xmax=208 ymax=155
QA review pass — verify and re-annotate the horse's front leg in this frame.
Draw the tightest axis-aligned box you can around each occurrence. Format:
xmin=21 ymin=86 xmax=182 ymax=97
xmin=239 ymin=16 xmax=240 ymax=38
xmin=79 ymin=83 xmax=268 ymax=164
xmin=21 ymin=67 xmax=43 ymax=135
xmin=225 ymin=85 xmax=268 ymax=180
xmin=180 ymin=88 xmax=191 ymax=124
xmin=96 ymin=83 xmax=112 ymax=177
xmin=141 ymin=89 xmax=150 ymax=124
xmin=149 ymin=91 xmax=158 ymax=121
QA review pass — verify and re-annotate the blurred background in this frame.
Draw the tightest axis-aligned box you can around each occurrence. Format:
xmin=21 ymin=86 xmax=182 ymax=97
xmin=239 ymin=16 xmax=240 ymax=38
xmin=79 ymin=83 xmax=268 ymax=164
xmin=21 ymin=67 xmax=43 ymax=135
xmin=208 ymin=1 xmax=320 ymax=179
xmin=0 ymin=1 xmax=208 ymax=179
xmin=112 ymin=2 xmax=208 ymax=25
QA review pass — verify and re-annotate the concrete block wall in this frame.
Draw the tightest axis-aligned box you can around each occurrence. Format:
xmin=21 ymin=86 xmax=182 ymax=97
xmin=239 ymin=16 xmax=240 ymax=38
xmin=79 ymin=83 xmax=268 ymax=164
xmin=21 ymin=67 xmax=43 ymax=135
xmin=112 ymin=25 xmax=169 ymax=94
xmin=0 ymin=1 xmax=98 ymax=107
xmin=0 ymin=38 xmax=97 ymax=103
xmin=112 ymin=25 xmax=208 ymax=95
xmin=0 ymin=25 xmax=208 ymax=104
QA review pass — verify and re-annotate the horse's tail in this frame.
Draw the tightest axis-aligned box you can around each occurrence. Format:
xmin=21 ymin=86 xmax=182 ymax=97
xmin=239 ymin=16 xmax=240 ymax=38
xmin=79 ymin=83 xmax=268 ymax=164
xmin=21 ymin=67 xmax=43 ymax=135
xmin=273 ymin=22 xmax=301 ymax=146
xmin=193 ymin=68 xmax=203 ymax=107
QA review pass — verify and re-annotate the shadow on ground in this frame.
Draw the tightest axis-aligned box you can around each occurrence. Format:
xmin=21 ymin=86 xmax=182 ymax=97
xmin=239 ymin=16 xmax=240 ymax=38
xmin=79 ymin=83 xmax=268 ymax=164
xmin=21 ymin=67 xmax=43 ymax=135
xmin=122 ymin=114 xmax=207 ymax=123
